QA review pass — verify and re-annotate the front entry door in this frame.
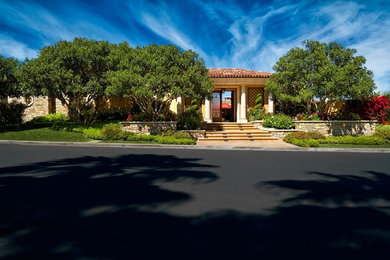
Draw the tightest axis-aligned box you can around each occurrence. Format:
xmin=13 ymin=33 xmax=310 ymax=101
xmin=212 ymin=91 xmax=222 ymax=122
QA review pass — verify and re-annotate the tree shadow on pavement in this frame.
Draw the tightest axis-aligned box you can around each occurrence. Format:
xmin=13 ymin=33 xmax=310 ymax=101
xmin=0 ymin=153 xmax=218 ymax=259
xmin=249 ymin=170 xmax=390 ymax=259
xmin=1 ymin=154 xmax=390 ymax=260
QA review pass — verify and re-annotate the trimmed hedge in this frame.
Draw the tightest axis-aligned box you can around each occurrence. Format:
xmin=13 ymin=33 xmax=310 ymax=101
xmin=125 ymin=134 xmax=196 ymax=145
xmin=374 ymin=125 xmax=390 ymax=140
xmin=101 ymin=123 xmax=123 ymax=140
xmin=283 ymin=131 xmax=325 ymax=143
xmin=171 ymin=131 xmax=192 ymax=140
xmin=82 ymin=128 xmax=104 ymax=140
xmin=320 ymin=136 xmax=388 ymax=145
xmin=289 ymin=139 xmax=320 ymax=147
xmin=52 ymin=121 xmax=195 ymax=145
xmin=283 ymin=131 xmax=389 ymax=147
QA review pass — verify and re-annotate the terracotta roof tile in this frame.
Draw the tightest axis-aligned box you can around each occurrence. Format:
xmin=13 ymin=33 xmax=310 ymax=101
xmin=208 ymin=68 xmax=272 ymax=78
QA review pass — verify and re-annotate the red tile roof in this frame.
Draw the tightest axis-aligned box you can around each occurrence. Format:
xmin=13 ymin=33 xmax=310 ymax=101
xmin=208 ymin=68 xmax=272 ymax=78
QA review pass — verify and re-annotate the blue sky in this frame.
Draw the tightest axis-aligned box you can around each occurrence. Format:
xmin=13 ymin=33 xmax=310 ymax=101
xmin=1 ymin=0 xmax=389 ymax=92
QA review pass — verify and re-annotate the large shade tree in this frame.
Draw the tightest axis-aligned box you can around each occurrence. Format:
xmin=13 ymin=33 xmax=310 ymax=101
xmin=266 ymin=40 xmax=376 ymax=114
xmin=0 ymin=55 xmax=20 ymax=99
xmin=106 ymin=43 xmax=214 ymax=119
xmin=19 ymin=38 xmax=112 ymax=125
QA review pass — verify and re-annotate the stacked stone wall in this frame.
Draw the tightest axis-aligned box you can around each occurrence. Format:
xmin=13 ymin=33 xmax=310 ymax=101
xmin=294 ymin=120 xmax=378 ymax=136
xmin=121 ymin=121 xmax=177 ymax=135
xmin=252 ymin=120 xmax=378 ymax=138
xmin=9 ymin=97 xmax=68 ymax=121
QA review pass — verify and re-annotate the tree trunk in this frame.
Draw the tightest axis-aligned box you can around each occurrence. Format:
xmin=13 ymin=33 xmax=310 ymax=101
xmin=306 ymin=100 xmax=312 ymax=113
xmin=134 ymin=97 xmax=171 ymax=120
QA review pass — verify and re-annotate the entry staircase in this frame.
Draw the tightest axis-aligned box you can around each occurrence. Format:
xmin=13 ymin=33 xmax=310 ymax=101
xmin=198 ymin=122 xmax=277 ymax=143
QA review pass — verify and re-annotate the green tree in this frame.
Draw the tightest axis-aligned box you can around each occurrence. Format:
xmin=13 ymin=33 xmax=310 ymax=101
xmin=19 ymin=38 xmax=112 ymax=125
xmin=266 ymin=40 xmax=376 ymax=114
xmin=0 ymin=55 xmax=20 ymax=98
xmin=106 ymin=43 xmax=214 ymax=120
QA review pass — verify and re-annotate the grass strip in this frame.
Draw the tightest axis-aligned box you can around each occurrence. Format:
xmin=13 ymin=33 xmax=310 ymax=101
xmin=0 ymin=127 xmax=90 ymax=142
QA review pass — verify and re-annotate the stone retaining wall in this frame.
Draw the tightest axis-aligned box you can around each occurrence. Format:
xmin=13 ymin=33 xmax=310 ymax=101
xmin=294 ymin=120 xmax=378 ymax=136
xmin=252 ymin=120 xmax=378 ymax=137
xmin=9 ymin=96 xmax=68 ymax=121
xmin=121 ymin=121 xmax=177 ymax=135
xmin=268 ymin=129 xmax=299 ymax=140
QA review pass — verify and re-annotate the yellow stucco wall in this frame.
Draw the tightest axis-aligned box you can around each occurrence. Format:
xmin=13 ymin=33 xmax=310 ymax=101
xmin=170 ymin=99 xmax=178 ymax=114
xmin=201 ymin=100 xmax=206 ymax=120
xmin=264 ymin=91 xmax=269 ymax=112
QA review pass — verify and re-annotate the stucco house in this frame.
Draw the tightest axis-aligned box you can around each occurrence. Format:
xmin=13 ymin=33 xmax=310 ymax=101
xmin=12 ymin=68 xmax=274 ymax=122
xmin=172 ymin=68 xmax=274 ymax=122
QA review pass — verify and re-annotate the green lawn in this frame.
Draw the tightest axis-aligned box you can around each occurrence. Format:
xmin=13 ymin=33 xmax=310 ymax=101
xmin=319 ymin=143 xmax=390 ymax=149
xmin=0 ymin=128 xmax=91 ymax=142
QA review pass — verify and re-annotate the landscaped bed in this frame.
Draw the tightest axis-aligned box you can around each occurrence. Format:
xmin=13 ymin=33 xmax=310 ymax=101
xmin=283 ymin=125 xmax=390 ymax=148
xmin=319 ymin=144 xmax=390 ymax=149
xmin=0 ymin=114 xmax=196 ymax=145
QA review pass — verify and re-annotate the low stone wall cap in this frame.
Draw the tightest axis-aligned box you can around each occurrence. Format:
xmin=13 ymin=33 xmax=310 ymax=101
xmin=121 ymin=121 xmax=177 ymax=123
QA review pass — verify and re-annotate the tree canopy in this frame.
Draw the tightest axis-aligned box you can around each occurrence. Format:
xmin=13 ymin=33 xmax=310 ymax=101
xmin=19 ymin=39 xmax=213 ymax=124
xmin=266 ymin=40 xmax=376 ymax=114
xmin=106 ymin=43 xmax=213 ymax=118
xmin=19 ymin=38 xmax=113 ymax=125
xmin=0 ymin=55 xmax=20 ymax=98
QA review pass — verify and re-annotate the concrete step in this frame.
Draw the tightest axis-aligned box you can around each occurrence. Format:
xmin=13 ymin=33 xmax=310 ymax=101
xmin=204 ymin=133 xmax=272 ymax=137
xmin=205 ymin=130 xmax=270 ymax=134
xmin=200 ymin=122 xmax=277 ymax=142
xmin=198 ymin=137 xmax=278 ymax=141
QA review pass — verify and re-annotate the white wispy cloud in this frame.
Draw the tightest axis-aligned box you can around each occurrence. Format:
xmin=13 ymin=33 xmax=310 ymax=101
xmin=129 ymin=1 xmax=211 ymax=61
xmin=0 ymin=0 xmax=389 ymax=92
xmin=0 ymin=1 xmax=133 ymax=57
xmin=0 ymin=35 xmax=38 ymax=59
xmin=197 ymin=0 xmax=390 ymax=92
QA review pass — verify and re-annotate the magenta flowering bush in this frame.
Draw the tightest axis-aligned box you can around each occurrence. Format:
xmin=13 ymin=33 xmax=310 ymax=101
xmin=295 ymin=112 xmax=321 ymax=121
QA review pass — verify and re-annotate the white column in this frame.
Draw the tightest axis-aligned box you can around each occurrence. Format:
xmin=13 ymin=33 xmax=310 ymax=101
xmin=268 ymin=93 xmax=274 ymax=114
xmin=204 ymin=98 xmax=212 ymax=123
xmin=236 ymin=89 xmax=240 ymax=122
xmin=240 ymin=85 xmax=247 ymax=122
xmin=176 ymin=96 xmax=182 ymax=115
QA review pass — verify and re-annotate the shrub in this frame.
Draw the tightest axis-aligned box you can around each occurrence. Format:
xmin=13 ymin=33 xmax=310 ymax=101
xmin=28 ymin=113 xmax=70 ymax=127
xmin=295 ymin=112 xmax=321 ymax=121
xmin=376 ymin=124 xmax=390 ymax=131
xmin=248 ymin=108 xmax=267 ymax=121
xmin=127 ymin=110 xmax=177 ymax=122
xmin=0 ymin=101 xmax=27 ymax=127
xmin=289 ymin=139 xmax=320 ymax=147
xmin=373 ymin=125 xmax=390 ymax=140
xmin=101 ymin=123 xmax=123 ymax=140
xmin=82 ymin=128 xmax=104 ymax=140
xmin=320 ymin=136 xmax=388 ymax=145
xmin=172 ymin=131 xmax=192 ymax=140
xmin=177 ymin=100 xmax=202 ymax=130
xmin=348 ymin=95 xmax=390 ymax=122
xmin=123 ymin=133 xmax=196 ymax=145
xmin=97 ymin=109 xmax=132 ymax=121
xmin=43 ymin=113 xmax=69 ymax=122
xmin=283 ymin=131 xmax=325 ymax=143
xmin=263 ymin=114 xmax=294 ymax=129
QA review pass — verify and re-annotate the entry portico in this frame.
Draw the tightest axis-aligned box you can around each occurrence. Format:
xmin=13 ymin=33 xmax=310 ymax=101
xmin=203 ymin=68 xmax=274 ymax=123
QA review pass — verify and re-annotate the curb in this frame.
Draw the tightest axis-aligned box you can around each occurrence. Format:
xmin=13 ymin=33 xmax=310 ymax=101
xmin=1 ymin=140 xmax=390 ymax=153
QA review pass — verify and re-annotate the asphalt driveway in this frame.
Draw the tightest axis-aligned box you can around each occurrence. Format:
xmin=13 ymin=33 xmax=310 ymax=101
xmin=1 ymin=143 xmax=390 ymax=259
